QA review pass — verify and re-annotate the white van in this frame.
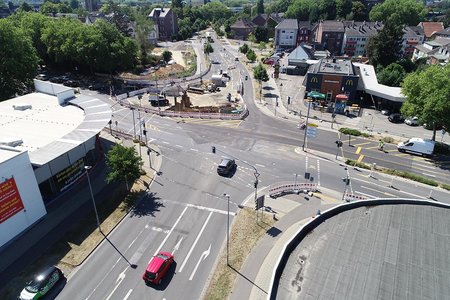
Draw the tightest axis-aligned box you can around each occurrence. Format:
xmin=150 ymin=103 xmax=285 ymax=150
xmin=397 ymin=138 xmax=435 ymax=157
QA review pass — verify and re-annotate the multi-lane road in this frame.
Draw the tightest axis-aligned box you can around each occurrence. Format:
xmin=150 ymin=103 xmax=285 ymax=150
xmin=56 ymin=35 xmax=450 ymax=299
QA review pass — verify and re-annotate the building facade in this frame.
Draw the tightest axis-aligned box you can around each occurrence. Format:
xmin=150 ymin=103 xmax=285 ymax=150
xmin=274 ymin=19 xmax=298 ymax=50
xmin=149 ymin=8 xmax=178 ymax=41
xmin=342 ymin=21 xmax=383 ymax=57
xmin=313 ymin=20 xmax=345 ymax=56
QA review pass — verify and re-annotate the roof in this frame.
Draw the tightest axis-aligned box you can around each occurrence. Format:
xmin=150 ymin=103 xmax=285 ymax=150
xmin=319 ymin=20 xmax=345 ymax=32
xmin=288 ymin=45 xmax=310 ymax=61
xmin=0 ymin=81 xmax=111 ymax=166
xmin=276 ymin=19 xmax=298 ymax=30
xmin=353 ymin=63 xmax=405 ymax=102
xmin=149 ymin=7 xmax=172 ymax=18
xmin=344 ymin=22 xmax=383 ymax=37
xmin=407 ymin=25 xmax=425 ymax=36
xmin=434 ymin=37 xmax=450 ymax=46
xmin=418 ymin=21 xmax=445 ymax=38
xmin=231 ymin=19 xmax=255 ymax=29
xmin=276 ymin=203 xmax=450 ymax=299
xmin=311 ymin=58 xmax=354 ymax=75
xmin=298 ymin=21 xmax=311 ymax=30
xmin=435 ymin=27 xmax=450 ymax=36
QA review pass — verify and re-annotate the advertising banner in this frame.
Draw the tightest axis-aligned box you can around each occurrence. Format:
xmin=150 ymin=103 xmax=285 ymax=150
xmin=54 ymin=159 xmax=84 ymax=192
xmin=0 ymin=177 xmax=25 ymax=223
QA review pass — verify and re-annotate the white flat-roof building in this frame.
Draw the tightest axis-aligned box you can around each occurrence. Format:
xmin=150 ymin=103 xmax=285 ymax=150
xmin=0 ymin=80 xmax=111 ymax=248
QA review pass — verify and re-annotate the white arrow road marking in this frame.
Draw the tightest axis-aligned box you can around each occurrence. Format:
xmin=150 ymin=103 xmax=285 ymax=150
xmin=154 ymin=206 xmax=188 ymax=256
xmin=189 ymin=244 xmax=211 ymax=281
xmin=106 ymin=269 xmax=126 ymax=300
xmin=172 ymin=237 xmax=183 ymax=255
xmin=179 ymin=211 xmax=213 ymax=272
xmin=123 ymin=289 xmax=132 ymax=300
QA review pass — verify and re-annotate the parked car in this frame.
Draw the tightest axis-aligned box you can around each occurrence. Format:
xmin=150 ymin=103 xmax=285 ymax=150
xmin=388 ymin=113 xmax=404 ymax=123
xmin=397 ymin=138 xmax=435 ymax=157
xmin=19 ymin=266 xmax=63 ymax=300
xmin=404 ymin=116 xmax=419 ymax=126
xmin=217 ymin=158 xmax=236 ymax=176
xmin=142 ymin=252 xmax=174 ymax=285
xmin=381 ymin=109 xmax=390 ymax=116
xmin=423 ymin=123 xmax=443 ymax=130
xmin=35 ymin=74 xmax=48 ymax=81
xmin=264 ymin=57 xmax=279 ymax=65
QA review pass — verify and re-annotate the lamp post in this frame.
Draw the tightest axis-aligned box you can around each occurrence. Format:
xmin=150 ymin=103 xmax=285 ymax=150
xmin=85 ymin=166 xmax=101 ymax=232
xmin=302 ymin=100 xmax=312 ymax=151
xmin=223 ymin=193 xmax=230 ymax=266
xmin=130 ymin=107 xmax=137 ymax=139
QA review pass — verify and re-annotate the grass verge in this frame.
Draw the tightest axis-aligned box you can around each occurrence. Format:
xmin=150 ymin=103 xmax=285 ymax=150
xmin=204 ymin=207 xmax=275 ymax=300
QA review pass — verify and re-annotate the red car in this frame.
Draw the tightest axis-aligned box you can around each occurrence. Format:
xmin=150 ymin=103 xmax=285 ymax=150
xmin=143 ymin=252 xmax=174 ymax=285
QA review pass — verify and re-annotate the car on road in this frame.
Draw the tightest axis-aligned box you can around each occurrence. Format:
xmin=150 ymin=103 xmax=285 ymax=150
xmin=217 ymin=158 xmax=236 ymax=176
xmin=19 ymin=266 xmax=63 ymax=300
xmin=143 ymin=252 xmax=174 ymax=285
xmin=388 ymin=113 xmax=404 ymax=123
xmin=397 ymin=138 xmax=435 ymax=157
xmin=405 ymin=116 xmax=419 ymax=126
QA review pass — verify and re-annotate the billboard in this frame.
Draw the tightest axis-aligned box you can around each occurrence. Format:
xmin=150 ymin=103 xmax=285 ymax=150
xmin=0 ymin=177 xmax=25 ymax=223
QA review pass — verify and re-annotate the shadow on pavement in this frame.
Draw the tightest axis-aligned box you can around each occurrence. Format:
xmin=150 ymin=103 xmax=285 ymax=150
xmin=129 ymin=192 xmax=164 ymax=218
xmin=229 ymin=265 xmax=267 ymax=294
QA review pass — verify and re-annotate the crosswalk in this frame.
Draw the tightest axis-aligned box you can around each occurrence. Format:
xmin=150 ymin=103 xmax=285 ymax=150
xmin=171 ymin=117 xmax=243 ymax=128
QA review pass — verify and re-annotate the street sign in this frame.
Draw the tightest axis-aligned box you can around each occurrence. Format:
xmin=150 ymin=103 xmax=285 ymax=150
xmin=304 ymin=172 xmax=310 ymax=180
xmin=306 ymin=127 xmax=317 ymax=138
xmin=255 ymin=195 xmax=264 ymax=210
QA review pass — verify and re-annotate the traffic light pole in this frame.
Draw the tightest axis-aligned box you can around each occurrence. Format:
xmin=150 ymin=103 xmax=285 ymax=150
xmin=302 ymin=100 xmax=312 ymax=151
xmin=212 ymin=146 xmax=260 ymax=221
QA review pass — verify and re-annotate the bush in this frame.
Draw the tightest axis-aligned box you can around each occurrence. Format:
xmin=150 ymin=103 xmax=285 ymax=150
xmin=346 ymin=159 xmax=371 ymax=169
xmin=384 ymin=169 xmax=438 ymax=186
xmin=441 ymin=183 xmax=450 ymax=191
xmin=339 ymin=128 xmax=362 ymax=136
xmin=382 ymin=136 xmax=394 ymax=143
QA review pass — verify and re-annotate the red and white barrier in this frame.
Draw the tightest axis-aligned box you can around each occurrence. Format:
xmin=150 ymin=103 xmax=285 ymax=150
xmin=344 ymin=193 xmax=367 ymax=202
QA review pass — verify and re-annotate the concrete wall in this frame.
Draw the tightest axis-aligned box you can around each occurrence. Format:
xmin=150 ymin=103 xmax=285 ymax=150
xmin=0 ymin=150 xmax=46 ymax=248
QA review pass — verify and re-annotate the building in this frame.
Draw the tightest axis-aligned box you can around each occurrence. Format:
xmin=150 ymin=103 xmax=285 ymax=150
xmin=342 ymin=21 xmax=383 ymax=57
xmin=304 ymin=58 xmax=359 ymax=113
xmin=230 ymin=19 xmax=256 ymax=40
xmin=149 ymin=8 xmax=178 ymax=41
xmin=432 ymin=27 xmax=450 ymax=39
xmin=418 ymin=21 xmax=445 ymax=40
xmin=286 ymin=44 xmax=313 ymax=75
xmin=313 ymin=20 xmax=345 ymax=56
xmin=401 ymin=26 xmax=425 ymax=58
xmin=0 ymin=81 xmax=111 ymax=248
xmin=429 ymin=44 xmax=450 ymax=65
xmin=412 ymin=37 xmax=450 ymax=64
xmin=297 ymin=21 xmax=311 ymax=44
xmin=274 ymin=19 xmax=298 ymax=51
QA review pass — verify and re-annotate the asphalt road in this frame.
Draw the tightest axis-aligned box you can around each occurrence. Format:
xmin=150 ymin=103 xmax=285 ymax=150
xmin=62 ymin=37 xmax=450 ymax=299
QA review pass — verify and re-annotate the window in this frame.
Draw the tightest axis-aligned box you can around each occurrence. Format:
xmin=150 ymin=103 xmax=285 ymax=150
xmin=282 ymin=30 xmax=285 ymax=33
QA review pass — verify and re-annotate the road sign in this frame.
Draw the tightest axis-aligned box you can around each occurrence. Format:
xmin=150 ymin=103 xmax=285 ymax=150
xmin=304 ymin=172 xmax=310 ymax=180
xmin=306 ymin=127 xmax=317 ymax=138
xmin=255 ymin=195 xmax=264 ymax=210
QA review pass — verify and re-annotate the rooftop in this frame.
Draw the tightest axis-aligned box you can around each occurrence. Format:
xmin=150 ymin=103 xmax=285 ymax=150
xmin=276 ymin=19 xmax=298 ymax=30
xmin=318 ymin=20 xmax=345 ymax=33
xmin=418 ymin=21 xmax=445 ymax=38
xmin=277 ymin=204 xmax=450 ymax=299
xmin=312 ymin=58 xmax=354 ymax=75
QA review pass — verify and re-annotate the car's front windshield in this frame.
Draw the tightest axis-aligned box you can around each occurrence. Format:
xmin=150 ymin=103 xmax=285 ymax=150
xmin=25 ymin=277 xmax=43 ymax=293
xmin=145 ymin=271 xmax=157 ymax=279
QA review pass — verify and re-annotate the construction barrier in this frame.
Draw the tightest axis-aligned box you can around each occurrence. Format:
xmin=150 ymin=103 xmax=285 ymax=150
xmin=268 ymin=182 xmax=318 ymax=198
xmin=344 ymin=193 xmax=367 ymax=202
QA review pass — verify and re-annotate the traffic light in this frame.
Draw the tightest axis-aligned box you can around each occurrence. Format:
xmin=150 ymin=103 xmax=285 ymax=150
xmin=143 ymin=129 xmax=147 ymax=136
xmin=287 ymin=96 xmax=291 ymax=105
xmin=336 ymin=140 xmax=343 ymax=147
xmin=254 ymin=180 xmax=258 ymax=188
xmin=212 ymin=146 xmax=216 ymax=153
xmin=342 ymin=177 xmax=350 ymax=185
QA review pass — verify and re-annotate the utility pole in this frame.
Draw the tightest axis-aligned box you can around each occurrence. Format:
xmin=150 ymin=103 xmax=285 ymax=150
xmin=302 ymin=100 xmax=312 ymax=151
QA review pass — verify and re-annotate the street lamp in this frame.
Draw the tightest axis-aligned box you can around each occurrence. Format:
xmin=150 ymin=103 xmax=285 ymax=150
xmin=223 ymin=193 xmax=230 ymax=266
xmin=85 ymin=166 xmax=101 ymax=232
xmin=302 ymin=99 xmax=312 ymax=151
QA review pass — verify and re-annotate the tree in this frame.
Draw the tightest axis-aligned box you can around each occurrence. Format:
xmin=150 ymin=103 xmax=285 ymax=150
xmin=377 ymin=63 xmax=406 ymax=87
xmin=256 ymin=0 xmax=264 ymax=14
xmin=246 ymin=49 xmax=257 ymax=62
xmin=17 ymin=2 xmax=33 ymax=12
xmin=0 ymin=19 xmax=39 ymax=100
xmin=253 ymin=63 xmax=269 ymax=82
xmin=105 ymin=144 xmax=143 ymax=190
xmin=335 ymin=0 xmax=352 ymax=19
xmin=401 ymin=64 xmax=450 ymax=141
xmin=204 ymin=42 xmax=213 ymax=55
xmin=134 ymin=11 xmax=154 ymax=63
xmin=162 ymin=50 xmax=172 ymax=62
xmin=247 ymin=32 xmax=257 ymax=46
xmin=285 ymin=0 xmax=315 ymax=21
xmin=366 ymin=21 xmax=403 ymax=68
xmin=254 ymin=26 xmax=268 ymax=42
xmin=347 ymin=1 xmax=368 ymax=21
xmin=369 ymin=0 xmax=426 ymax=26
xmin=69 ymin=0 xmax=79 ymax=10
xmin=239 ymin=43 xmax=249 ymax=54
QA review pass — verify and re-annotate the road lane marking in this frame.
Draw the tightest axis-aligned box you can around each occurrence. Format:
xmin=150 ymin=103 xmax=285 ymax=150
xmin=360 ymin=185 xmax=395 ymax=197
xmin=172 ymin=237 xmax=184 ymax=255
xmin=354 ymin=190 xmax=376 ymax=198
xmin=179 ymin=211 xmax=213 ymax=273
xmin=355 ymin=147 xmax=362 ymax=154
xmin=189 ymin=243 xmax=211 ymax=281
xmin=105 ymin=269 xmax=126 ymax=300
xmin=352 ymin=142 xmax=372 ymax=147
xmin=422 ymin=173 xmax=436 ymax=177
xmin=317 ymin=160 xmax=321 ymax=186
xmin=123 ymin=289 xmax=132 ymax=300
xmin=154 ymin=206 xmax=188 ymax=256
xmin=357 ymin=154 xmax=365 ymax=163
xmin=256 ymin=163 xmax=266 ymax=168
xmin=190 ymin=148 xmax=199 ymax=152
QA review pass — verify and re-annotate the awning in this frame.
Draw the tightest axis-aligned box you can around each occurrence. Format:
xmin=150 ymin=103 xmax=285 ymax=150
xmin=307 ymin=91 xmax=326 ymax=100
xmin=336 ymin=94 xmax=348 ymax=101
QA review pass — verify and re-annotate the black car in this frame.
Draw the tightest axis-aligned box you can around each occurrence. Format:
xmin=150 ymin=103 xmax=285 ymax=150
xmin=388 ymin=113 xmax=404 ymax=123
xmin=19 ymin=266 xmax=64 ymax=299
xmin=217 ymin=158 xmax=236 ymax=176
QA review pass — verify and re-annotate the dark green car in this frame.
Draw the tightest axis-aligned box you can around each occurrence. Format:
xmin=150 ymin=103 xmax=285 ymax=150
xmin=19 ymin=266 xmax=63 ymax=300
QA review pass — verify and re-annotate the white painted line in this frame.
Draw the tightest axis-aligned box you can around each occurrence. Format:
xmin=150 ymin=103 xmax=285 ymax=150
xmin=172 ymin=237 xmax=184 ymax=255
xmin=175 ymin=144 xmax=183 ymax=148
xmin=106 ymin=269 xmax=126 ymax=300
xmin=255 ymin=163 xmax=266 ymax=168
xmin=422 ymin=173 xmax=436 ymax=177
xmin=179 ymin=211 xmax=213 ymax=272
xmin=189 ymin=243 xmax=211 ymax=281
xmin=186 ymin=203 xmax=236 ymax=216
xmin=190 ymin=148 xmax=199 ymax=152
xmin=123 ymin=289 xmax=133 ymax=300
xmin=354 ymin=190 xmax=377 ymax=198
xmin=317 ymin=160 xmax=321 ymax=186
xmin=151 ymin=226 xmax=170 ymax=234
xmin=361 ymin=185 xmax=395 ymax=197
xmin=154 ymin=206 xmax=188 ymax=256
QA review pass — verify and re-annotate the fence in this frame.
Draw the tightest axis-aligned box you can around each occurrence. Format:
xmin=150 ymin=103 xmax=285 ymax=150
xmin=344 ymin=193 xmax=368 ymax=202
xmin=268 ymin=182 xmax=318 ymax=198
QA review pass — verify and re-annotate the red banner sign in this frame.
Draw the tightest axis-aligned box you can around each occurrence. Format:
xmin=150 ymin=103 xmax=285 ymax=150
xmin=0 ymin=178 xmax=25 ymax=223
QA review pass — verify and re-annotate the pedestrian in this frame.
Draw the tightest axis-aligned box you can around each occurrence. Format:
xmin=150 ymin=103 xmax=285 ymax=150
xmin=379 ymin=139 xmax=385 ymax=151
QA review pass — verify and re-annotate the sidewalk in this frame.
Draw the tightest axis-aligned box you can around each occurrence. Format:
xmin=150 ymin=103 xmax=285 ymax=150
xmin=230 ymin=186 xmax=342 ymax=300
